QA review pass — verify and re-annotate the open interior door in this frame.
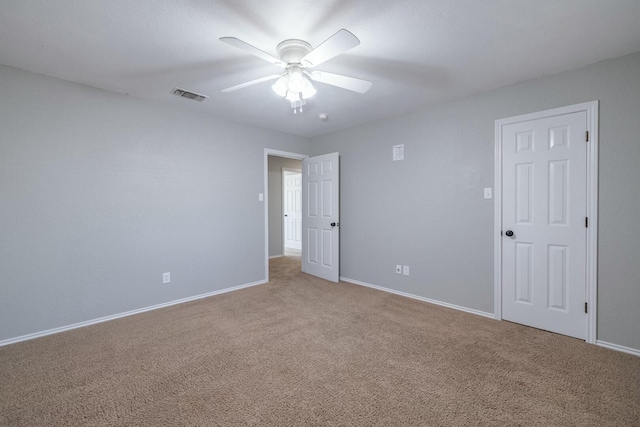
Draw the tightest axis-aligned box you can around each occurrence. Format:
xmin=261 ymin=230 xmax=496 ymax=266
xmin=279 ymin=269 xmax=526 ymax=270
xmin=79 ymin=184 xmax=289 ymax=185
xmin=302 ymin=152 xmax=339 ymax=282
xmin=283 ymin=170 xmax=302 ymax=251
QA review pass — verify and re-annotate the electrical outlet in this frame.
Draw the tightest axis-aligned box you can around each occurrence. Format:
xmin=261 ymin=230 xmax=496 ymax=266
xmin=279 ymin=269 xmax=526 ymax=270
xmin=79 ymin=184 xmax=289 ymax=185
xmin=403 ymin=266 xmax=410 ymax=276
xmin=395 ymin=265 xmax=402 ymax=274
xmin=163 ymin=272 xmax=170 ymax=284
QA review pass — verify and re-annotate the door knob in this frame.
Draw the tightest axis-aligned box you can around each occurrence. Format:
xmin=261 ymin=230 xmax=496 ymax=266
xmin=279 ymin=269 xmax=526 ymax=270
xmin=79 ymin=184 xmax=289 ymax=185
xmin=505 ymin=230 xmax=514 ymax=237
xmin=330 ymin=222 xmax=339 ymax=227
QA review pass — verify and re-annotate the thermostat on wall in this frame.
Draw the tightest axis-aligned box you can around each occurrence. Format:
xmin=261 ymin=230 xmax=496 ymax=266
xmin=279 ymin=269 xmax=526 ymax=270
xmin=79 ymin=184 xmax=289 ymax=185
xmin=393 ymin=144 xmax=404 ymax=161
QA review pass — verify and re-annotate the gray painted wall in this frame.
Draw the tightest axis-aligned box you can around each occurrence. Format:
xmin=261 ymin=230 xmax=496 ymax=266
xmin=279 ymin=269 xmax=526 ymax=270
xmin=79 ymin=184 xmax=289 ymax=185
xmin=268 ymin=156 xmax=302 ymax=257
xmin=2 ymin=51 xmax=639 ymax=352
xmin=310 ymin=52 xmax=640 ymax=351
xmin=0 ymin=64 xmax=308 ymax=342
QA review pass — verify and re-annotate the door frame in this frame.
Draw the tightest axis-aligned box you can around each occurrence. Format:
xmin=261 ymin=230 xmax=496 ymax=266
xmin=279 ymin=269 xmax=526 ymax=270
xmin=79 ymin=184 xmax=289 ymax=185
xmin=493 ymin=101 xmax=599 ymax=344
xmin=282 ymin=168 xmax=302 ymax=252
xmin=264 ymin=149 xmax=308 ymax=282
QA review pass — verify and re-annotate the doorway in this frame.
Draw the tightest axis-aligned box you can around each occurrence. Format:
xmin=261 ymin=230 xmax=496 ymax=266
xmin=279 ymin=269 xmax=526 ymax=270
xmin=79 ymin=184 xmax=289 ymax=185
xmin=283 ymin=169 xmax=302 ymax=254
xmin=494 ymin=101 xmax=599 ymax=343
xmin=264 ymin=149 xmax=307 ymax=282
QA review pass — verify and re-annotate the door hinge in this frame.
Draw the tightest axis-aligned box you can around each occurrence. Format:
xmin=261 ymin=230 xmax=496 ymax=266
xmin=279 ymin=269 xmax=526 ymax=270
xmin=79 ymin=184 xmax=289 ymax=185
xmin=585 ymin=217 xmax=588 ymax=228
xmin=585 ymin=302 xmax=588 ymax=314
xmin=585 ymin=131 xmax=589 ymax=142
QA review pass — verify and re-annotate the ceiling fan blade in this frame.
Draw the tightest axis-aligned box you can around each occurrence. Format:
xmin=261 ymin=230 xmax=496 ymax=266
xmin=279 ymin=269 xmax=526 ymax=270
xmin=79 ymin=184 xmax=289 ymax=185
xmin=308 ymin=71 xmax=372 ymax=93
xmin=301 ymin=29 xmax=360 ymax=68
xmin=220 ymin=37 xmax=286 ymax=68
xmin=221 ymin=74 xmax=282 ymax=93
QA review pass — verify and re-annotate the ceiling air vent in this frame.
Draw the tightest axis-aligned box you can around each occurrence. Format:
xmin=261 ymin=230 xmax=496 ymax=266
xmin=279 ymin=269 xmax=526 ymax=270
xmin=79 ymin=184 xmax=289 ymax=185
xmin=171 ymin=87 xmax=208 ymax=102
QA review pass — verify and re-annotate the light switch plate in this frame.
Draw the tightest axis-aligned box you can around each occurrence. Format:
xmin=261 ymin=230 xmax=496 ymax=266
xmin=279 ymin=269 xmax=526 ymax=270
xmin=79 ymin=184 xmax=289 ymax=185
xmin=258 ymin=193 xmax=264 ymax=201
xmin=484 ymin=188 xmax=492 ymax=199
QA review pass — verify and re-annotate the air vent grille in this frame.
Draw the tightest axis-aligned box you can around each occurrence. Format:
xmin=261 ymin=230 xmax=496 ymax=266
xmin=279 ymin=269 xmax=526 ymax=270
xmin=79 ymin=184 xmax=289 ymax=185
xmin=171 ymin=87 xmax=208 ymax=102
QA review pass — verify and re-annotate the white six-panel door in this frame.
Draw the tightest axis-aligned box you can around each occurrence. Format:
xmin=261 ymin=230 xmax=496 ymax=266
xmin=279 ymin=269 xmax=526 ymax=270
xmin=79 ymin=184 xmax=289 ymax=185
xmin=501 ymin=111 xmax=588 ymax=339
xmin=302 ymin=153 xmax=339 ymax=282
xmin=283 ymin=171 xmax=302 ymax=250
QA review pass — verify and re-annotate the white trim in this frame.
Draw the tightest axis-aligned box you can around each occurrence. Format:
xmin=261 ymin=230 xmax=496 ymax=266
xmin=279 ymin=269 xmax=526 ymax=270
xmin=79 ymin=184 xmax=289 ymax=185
xmin=0 ymin=279 xmax=267 ymax=347
xmin=269 ymin=254 xmax=283 ymax=259
xmin=585 ymin=102 xmax=599 ymax=344
xmin=494 ymin=101 xmax=599 ymax=344
xmin=596 ymin=340 xmax=640 ymax=357
xmin=493 ymin=118 xmax=503 ymax=321
xmin=340 ymin=277 xmax=494 ymax=319
xmin=264 ymin=149 xmax=308 ymax=283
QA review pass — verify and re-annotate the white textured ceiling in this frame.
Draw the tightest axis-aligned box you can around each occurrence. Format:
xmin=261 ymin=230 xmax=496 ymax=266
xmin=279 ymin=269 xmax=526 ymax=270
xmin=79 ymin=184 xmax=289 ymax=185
xmin=1 ymin=0 xmax=640 ymax=137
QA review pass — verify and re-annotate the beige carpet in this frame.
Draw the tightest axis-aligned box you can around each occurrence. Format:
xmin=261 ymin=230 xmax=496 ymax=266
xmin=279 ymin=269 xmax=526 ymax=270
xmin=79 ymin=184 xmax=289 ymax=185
xmin=1 ymin=256 xmax=638 ymax=426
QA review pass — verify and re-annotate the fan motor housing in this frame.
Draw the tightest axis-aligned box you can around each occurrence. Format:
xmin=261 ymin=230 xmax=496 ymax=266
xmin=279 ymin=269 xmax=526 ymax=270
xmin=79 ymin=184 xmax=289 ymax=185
xmin=276 ymin=39 xmax=312 ymax=64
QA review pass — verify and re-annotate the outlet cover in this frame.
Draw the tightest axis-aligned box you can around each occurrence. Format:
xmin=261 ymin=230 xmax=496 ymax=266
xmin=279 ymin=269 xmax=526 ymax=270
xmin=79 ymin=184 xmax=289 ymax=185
xmin=163 ymin=272 xmax=170 ymax=284
xmin=403 ymin=266 xmax=410 ymax=276
xmin=393 ymin=144 xmax=404 ymax=161
xmin=395 ymin=265 xmax=402 ymax=274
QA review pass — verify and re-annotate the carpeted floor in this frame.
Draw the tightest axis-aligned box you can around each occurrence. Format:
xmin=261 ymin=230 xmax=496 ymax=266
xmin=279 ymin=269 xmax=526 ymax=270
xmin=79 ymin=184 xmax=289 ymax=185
xmin=1 ymin=256 xmax=638 ymax=426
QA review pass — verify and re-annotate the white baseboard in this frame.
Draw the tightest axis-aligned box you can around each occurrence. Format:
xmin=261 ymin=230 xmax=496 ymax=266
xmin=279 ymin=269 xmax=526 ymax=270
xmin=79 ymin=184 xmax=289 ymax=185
xmin=269 ymin=254 xmax=283 ymax=259
xmin=341 ymin=277 xmax=640 ymax=357
xmin=0 ymin=279 xmax=267 ymax=347
xmin=596 ymin=340 xmax=640 ymax=357
xmin=340 ymin=276 xmax=494 ymax=319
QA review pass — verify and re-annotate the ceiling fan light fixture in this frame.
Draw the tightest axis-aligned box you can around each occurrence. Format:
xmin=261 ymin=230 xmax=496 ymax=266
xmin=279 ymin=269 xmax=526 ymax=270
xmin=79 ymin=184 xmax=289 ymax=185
xmin=301 ymin=78 xmax=317 ymax=99
xmin=220 ymin=29 xmax=371 ymax=114
xmin=271 ymin=75 xmax=289 ymax=97
xmin=273 ymin=69 xmax=316 ymax=105
xmin=287 ymin=68 xmax=306 ymax=93
xmin=284 ymin=90 xmax=301 ymax=102
xmin=283 ymin=80 xmax=316 ymax=103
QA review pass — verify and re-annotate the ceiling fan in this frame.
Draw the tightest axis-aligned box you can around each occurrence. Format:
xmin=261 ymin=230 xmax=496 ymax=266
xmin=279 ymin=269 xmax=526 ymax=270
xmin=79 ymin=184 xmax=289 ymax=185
xmin=220 ymin=29 xmax=372 ymax=113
